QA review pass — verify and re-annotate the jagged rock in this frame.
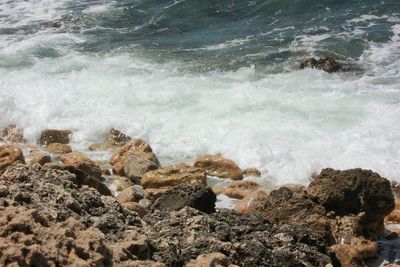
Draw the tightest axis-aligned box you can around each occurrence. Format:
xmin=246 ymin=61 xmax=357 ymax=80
xmin=29 ymin=152 xmax=51 ymax=166
xmin=300 ymin=57 xmax=342 ymax=73
xmin=187 ymin=253 xmax=239 ymax=267
xmin=141 ymin=163 xmax=206 ymax=189
xmin=106 ymin=128 xmax=131 ymax=146
xmin=60 ymin=152 xmax=102 ymax=179
xmin=46 ymin=142 xmax=72 ymax=154
xmin=124 ymin=155 xmax=160 ymax=183
xmin=152 ymin=184 xmax=216 ymax=213
xmin=122 ymin=202 xmax=149 ymax=218
xmin=0 ymin=144 xmax=25 ymax=173
xmin=110 ymin=138 xmax=160 ymax=176
xmin=1 ymin=124 xmax=25 ymax=143
xmin=117 ymin=186 xmax=144 ymax=204
xmin=194 ymin=154 xmax=243 ymax=180
xmin=224 ymin=180 xmax=261 ymax=199
xmin=38 ymin=129 xmax=71 ymax=145
xmin=242 ymin=168 xmax=261 ymax=177
xmin=307 ymin=168 xmax=395 ymax=239
xmin=143 ymin=207 xmax=332 ymax=266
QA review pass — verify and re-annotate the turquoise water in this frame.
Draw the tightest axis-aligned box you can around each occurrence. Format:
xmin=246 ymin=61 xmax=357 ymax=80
xmin=0 ymin=0 xmax=399 ymax=185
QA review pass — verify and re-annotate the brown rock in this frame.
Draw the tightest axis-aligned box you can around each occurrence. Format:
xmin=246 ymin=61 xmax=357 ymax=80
xmin=110 ymin=138 xmax=160 ymax=176
xmin=122 ymin=202 xmax=149 ymax=218
xmin=117 ymin=186 xmax=144 ymax=204
xmin=1 ymin=124 xmax=25 ymax=143
xmin=392 ymin=181 xmax=400 ymax=199
xmin=186 ymin=252 xmax=238 ymax=267
xmin=350 ymin=237 xmax=377 ymax=259
xmin=144 ymin=188 xmax=169 ymax=201
xmin=29 ymin=152 xmax=51 ymax=166
xmin=331 ymin=244 xmax=366 ymax=267
xmin=46 ymin=142 xmax=72 ymax=154
xmin=386 ymin=209 xmax=400 ymax=223
xmin=300 ymin=57 xmax=342 ymax=73
xmin=224 ymin=180 xmax=261 ymax=199
xmin=38 ymin=129 xmax=71 ymax=145
xmin=212 ymin=184 xmax=225 ymax=195
xmin=234 ymin=190 xmax=269 ymax=214
xmin=89 ymin=142 xmax=118 ymax=151
xmin=0 ymin=144 xmax=25 ymax=172
xmin=331 ymin=214 xmax=363 ymax=245
xmin=106 ymin=128 xmax=131 ymax=146
xmin=242 ymin=168 xmax=261 ymax=177
xmin=141 ymin=163 xmax=206 ymax=190
xmin=60 ymin=152 xmax=102 ymax=178
xmin=124 ymin=155 xmax=160 ymax=183
xmin=103 ymin=175 xmax=133 ymax=193
xmin=194 ymin=154 xmax=243 ymax=180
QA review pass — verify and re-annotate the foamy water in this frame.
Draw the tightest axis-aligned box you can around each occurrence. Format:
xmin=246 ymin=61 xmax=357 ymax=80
xmin=0 ymin=0 xmax=399 ymax=187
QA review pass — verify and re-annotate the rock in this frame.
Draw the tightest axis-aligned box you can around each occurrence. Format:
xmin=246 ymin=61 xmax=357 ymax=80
xmin=350 ymin=237 xmax=377 ymax=259
xmin=386 ymin=200 xmax=400 ymax=223
xmin=300 ymin=57 xmax=342 ymax=73
xmin=187 ymin=253 xmax=239 ymax=267
xmin=331 ymin=214 xmax=363 ymax=244
xmin=103 ymin=175 xmax=133 ymax=193
xmin=89 ymin=142 xmax=118 ymax=151
xmin=122 ymin=202 xmax=149 ymax=218
xmin=152 ymin=184 xmax=216 ymax=213
xmin=144 ymin=188 xmax=169 ymax=202
xmin=224 ymin=180 xmax=261 ymax=199
xmin=124 ymin=155 xmax=160 ymax=183
xmin=307 ymin=168 xmax=395 ymax=239
xmin=1 ymin=124 xmax=25 ymax=143
xmin=212 ymin=184 xmax=225 ymax=195
xmin=82 ymin=177 xmax=113 ymax=196
xmin=29 ymin=152 xmax=51 ymax=166
xmin=46 ymin=142 xmax=72 ymax=154
xmin=117 ymin=186 xmax=144 ymax=204
xmin=234 ymin=190 xmax=269 ymax=214
xmin=60 ymin=152 xmax=102 ymax=178
xmin=194 ymin=154 xmax=243 ymax=180
xmin=106 ymin=128 xmax=131 ymax=146
xmin=95 ymin=160 xmax=112 ymax=175
xmin=110 ymin=138 xmax=160 ymax=176
xmin=330 ymin=244 xmax=366 ymax=267
xmin=392 ymin=181 xmax=400 ymax=199
xmin=141 ymin=163 xmax=206 ymax=189
xmin=0 ymin=144 xmax=25 ymax=173
xmin=242 ymin=168 xmax=261 ymax=177
xmin=38 ymin=129 xmax=71 ymax=145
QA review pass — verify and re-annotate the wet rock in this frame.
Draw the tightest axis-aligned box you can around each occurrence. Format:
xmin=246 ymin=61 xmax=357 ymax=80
xmin=89 ymin=142 xmax=118 ymax=151
xmin=242 ymin=168 xmax=261 ymax=177
xmin=124 ymin=155 xmax=160 ymax=183
xmin=0 ymin=144 xmax=25 ymax=173
xmin=194 ymin=154 xmax=243 ymax=180
xmin=122 ymin=202 xmax=149 ymax=218
xmin=103 ymin=175 xmax=133 ymax=193
xmin=187 ymin=252 xmax=239 ymax=267
xmin=110 ymin=138 xmax=160 ymax=176
xmin=38 ymin=129 xmax=71 ymax=145
xmin=300 ymin=57 xmax=342 ymax=73
xmin=60 ymin=152 xmax=102 ymax=179
xmin=386 ymin=200 xmax=400 ymax=223
xmin=1 ymin=124 xmax=25 ymax=143
xmin=224 ymin=180 xmax=261 ymax=199
xmin=117 ymin=186 xmax=144 ymax=204
xmin=46 ymin=142 xmax=72 ymax=154
xmin=307 ymin=168 xmax=395 ymax=239
xmin=330 ymin=244 xmax=365 ymax=267
xmin=95 ymin=160 xmax=112 ymax=175
xmin=29 ymin=152 xmax=51 ymax=166
xmin=141 ymin=163 xmax=206 ymax=189
xmin=152 ymin=184 xmax=216 ymax=213
xmin=106 ymin=128 xmax=131 ymax=146
xmin=234 ymin=189 xmax=269 ymax=214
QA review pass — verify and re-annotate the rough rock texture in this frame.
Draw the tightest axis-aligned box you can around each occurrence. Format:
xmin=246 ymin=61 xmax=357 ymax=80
xmin=331 ymin=244 xmax=365 ymax=267
xmin=103 ymin=175 xmax=133 ymax=193
xmin=46 ymin=142 xmax=72 ymax=154
xmin=242 ymin=168 xmax=261 ymax=177
xmin=300 ymin=57 xmax=342 ymax=73
xmin=186 ymin=253 xmax=239 ymax=267
xmin=110 ymin=138 xmax=160 ymax=176
xmin=194 ymin=154 xmax=243 ymax=180
xmin=60 ymin=152 xmax=102 ymax=179
xmin=0 ymin=144 xmax=25 ymax=173
xmin=122 ymin=202 xmax=149 ymax=218
xmin=224 ymin=180 xmax=261 ymax=199
xmin=117 ymin=186 xmax=145 ymax=204
xmin=307 ymin=168 xmax=395 ymax=238
xmin=1 ymin=124 xmax=25 ymax=143
xmin=143 ymin=207 xmax=332 ymax=267
xmin=124 ymin=155 xmax=160 ymax=183
xmin=29 ymin=152 xmax=51 ymax=166
xmin=89 ymin=128 xmax=131 ymax=152
xmin=141 ymin=163 xmax=206 ymax=189
xmin=234 ymin=190 xmax=269 ymax=214
xmin=38 ymin=129 xmax=71 ymax=145
xmin=152 ymin=184 xmax=216 ymax=213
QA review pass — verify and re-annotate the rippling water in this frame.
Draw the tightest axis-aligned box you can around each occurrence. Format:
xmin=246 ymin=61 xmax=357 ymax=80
xmin=0 ymin=0 xmax=399 ymax=185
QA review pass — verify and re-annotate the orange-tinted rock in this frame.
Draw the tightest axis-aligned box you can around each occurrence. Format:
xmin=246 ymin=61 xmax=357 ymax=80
xmin=330 ymin=244 xmax=366 ymax=267
xmin=386 ymin=209 xmax=400 ymax=223
xmin=46 ymin=143 xmax=72 ymax=154
xmin=29 ymin=152 xmax=51 ymax=166
xmin=212 ymin=184 xmax=225 ymax=195
xmin=60 ymin=152 xmax=101 ymax=178
xmin=242 ymin=168 xmax=261 ymax=177
xmin=117 ymin=186 xmax=144 ymax=204
xmin=350 ymin=237 xmax=377 ymax=260
xmin=110 ymin=138 xmax=160 ymax=176
xmin=1 ymin=124 xmax=25 ymax=143
xmin=234 ymin=190 xmax=269 ymax=214
xmin=122 ymin=202 xmax=149 ymax=218
xmin=38 ymin=129 xmax=71 ymax=145
xmin=141 ymin=163 xmax=206 ymax=190
xmin=0 ymin=144 xmax=25 ymax=172
xmin=144 ymin=188 xmax=169 ymax=201
xmin=186 ymin=252 xmax=239 ymax=267
xmin=224 ymin=180 xmax=261 ymax=199
xmin=194 ymin=154 xmax=243 ymax=180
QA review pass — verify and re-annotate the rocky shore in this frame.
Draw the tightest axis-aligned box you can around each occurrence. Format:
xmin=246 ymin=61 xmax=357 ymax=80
xmin=0 ymin=125 xmax=399 ymax=266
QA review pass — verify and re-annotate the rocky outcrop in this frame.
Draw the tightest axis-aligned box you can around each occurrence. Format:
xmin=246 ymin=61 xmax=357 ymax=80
xmin=152 ymin=184 xmax=216 ymax=213
xmin=124 ymin=155 xmax=160 ymax=183
xmin=0 ymin=144 xmax=25 ymax=173
xmin=224 ymin=180 xmax=261 ymax=199
xmin=300 ymin=57 xmax=342 ymax=73
xmin=307 ymin=168 xmax=395 ymax=239
xmin=60 ymin=152 xmax=102 ymax=179
xmin=110 ymin=138 xmax=160 ymax=176
xmin=194 ymin=154 xmax=243 ymax=180
xmin=141 ymin=163 xmax=206 ymax=189
xmin=38 ymin=129 xmax=71 ymax=145
xmin=1 ymin=124 xmax=25 ymax=143
xmin=89 ymin=128 xmax=131 ymax=151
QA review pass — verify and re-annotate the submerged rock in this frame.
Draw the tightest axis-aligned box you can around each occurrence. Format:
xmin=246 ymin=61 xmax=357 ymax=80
xmin=194 ymin=154 xmax=243 ymax=180
xmin=46 ymin=142 xmax=72 ymax=154
xmin=0 ymin=144 xmax=25 ymax=173
xmin=89 ymin=128 xmax=131 ymax=152
xmin=38 ymin=129 xmax=71 ymax=145
xmin=242 ymin=167 xmax=261 ymax=177
xmin=1 ymin=124 xmax=25 ymax=143
xmin=300 ymin=57 xmax=342 ymax=73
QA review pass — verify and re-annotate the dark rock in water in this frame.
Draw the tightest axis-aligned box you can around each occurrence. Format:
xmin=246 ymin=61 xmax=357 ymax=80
xmin=152 ymin=184 xmax=216 ymax=213
xmin=143 ymin=207 xmax=332 ymax=266
xmin=307 ymin=168 xmax=395 ymax=239
xmin=38 ymin=129 xmax=71 ymax=145
xmin=300 ymin=57 xmax=342 ymax=73
xmin=1 ymin=124 xmax=25 ymax=143
xmin=106 ymin=128 xmax=131 ymax=146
